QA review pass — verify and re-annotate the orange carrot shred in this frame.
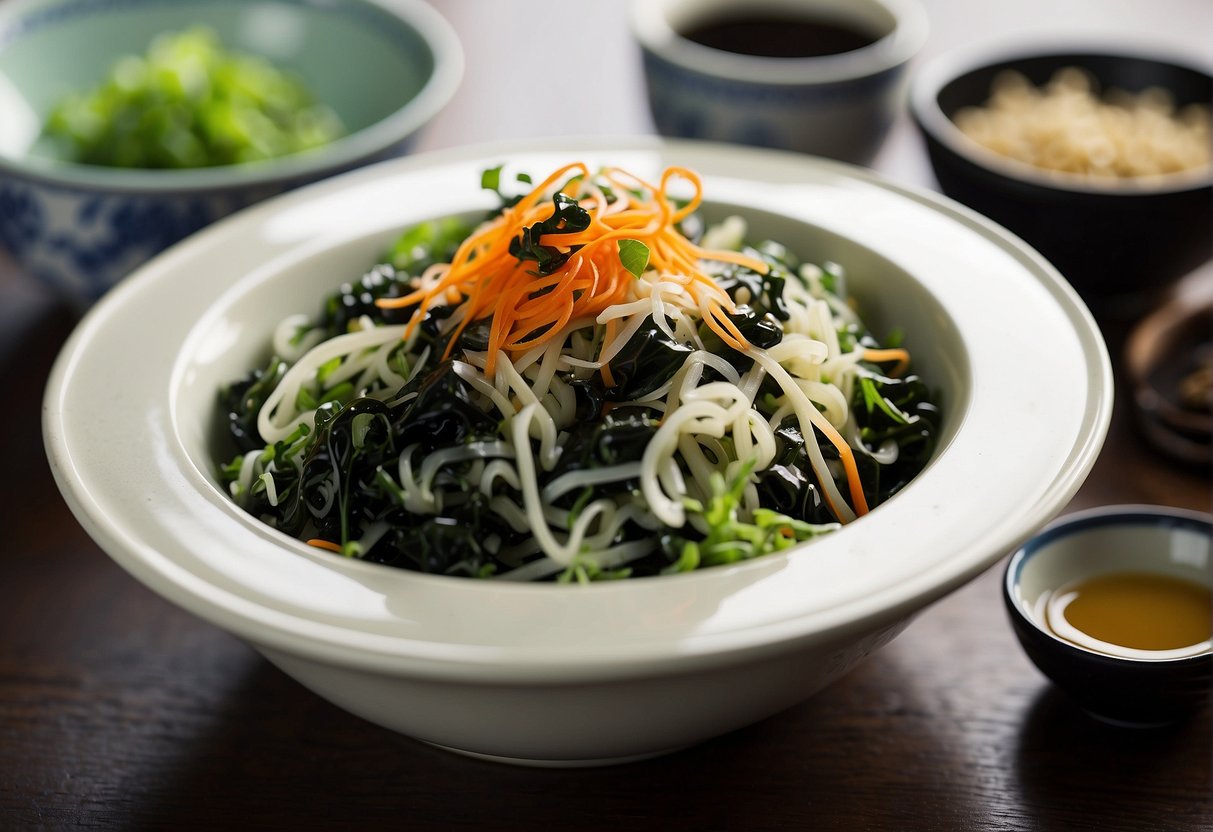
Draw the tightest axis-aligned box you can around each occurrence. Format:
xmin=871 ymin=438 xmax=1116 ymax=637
xmin=863 ymin=347 xmax=911 ymax=377
xmin=372 ymin=163 xmax=889 ymax=524
xmin=375 ymin=163 xmax=768 ymax=377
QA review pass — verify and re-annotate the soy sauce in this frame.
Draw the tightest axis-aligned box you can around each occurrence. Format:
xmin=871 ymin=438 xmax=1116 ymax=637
xmin=681 ymin=14 xmax=879 ymax=59
xmin=1054 ymin=571 xmax=1212 ymax=652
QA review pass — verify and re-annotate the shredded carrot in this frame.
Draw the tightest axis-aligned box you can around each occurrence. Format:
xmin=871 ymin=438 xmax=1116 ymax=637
xmin=811 ymin=346 xmax=913 ymax=517
xmin=306 ymin=538 xmax=343 ymax=554
xmin=819 ymin=419 xmax=871 ymax=518
xmin=375 ymin=163 xmax=770 ymax=377
xmin=863 ymin=347 xmax=911 ymax=377
xmin=748 ymin=348 xmax=871 ymax=520
xmin=375 ymin=163 xmax=881 ymax=523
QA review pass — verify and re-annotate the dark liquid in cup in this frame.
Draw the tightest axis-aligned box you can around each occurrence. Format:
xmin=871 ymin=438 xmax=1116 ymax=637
xmin=681 ymin=14 xmax=879 ymax=59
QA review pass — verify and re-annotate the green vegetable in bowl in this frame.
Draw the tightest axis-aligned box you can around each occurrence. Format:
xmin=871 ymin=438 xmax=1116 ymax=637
xmin=43 ymin=26 xmax=345 ymax=169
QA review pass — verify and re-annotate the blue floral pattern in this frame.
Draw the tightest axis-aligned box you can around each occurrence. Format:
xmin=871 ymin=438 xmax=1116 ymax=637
xmin=0 ymin=177 xmax=268 ymax=305
xmin=0 ymin=136 xmax=414 ymax=308
xmin=0 ymin=183 xmax=44 ymax=258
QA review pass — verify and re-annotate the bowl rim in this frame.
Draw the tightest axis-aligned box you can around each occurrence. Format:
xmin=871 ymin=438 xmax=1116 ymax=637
xmin=627 ymin=0 xmax=928 ymax=86
xmin=43 ymin=136 xmax=1113 ymax=683
xmin=0 ymin=0 xmax=463 ymax=193
xmin=909 ymin=36 xmax=1213 ymax=197
xmin=1003 ymin=503 xmax=1213 ymax=665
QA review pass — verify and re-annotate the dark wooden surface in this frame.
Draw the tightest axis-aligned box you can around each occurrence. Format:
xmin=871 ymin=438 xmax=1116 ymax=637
xmin=2 ymin=1 xmax=1211 ymax=829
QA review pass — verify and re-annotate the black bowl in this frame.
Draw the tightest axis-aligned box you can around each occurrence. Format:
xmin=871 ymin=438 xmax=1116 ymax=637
xmin=1004 ymin=506 xmax=1213 ymax=728
xmin=910 ymin=44 xmax=1213 ymax=313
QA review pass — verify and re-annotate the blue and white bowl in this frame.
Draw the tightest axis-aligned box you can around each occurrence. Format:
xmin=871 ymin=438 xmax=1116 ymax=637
xmin=0 ymin=0 xmax=462 ymax=308
xmin=628 ymin=0 xmax=928 ymax=164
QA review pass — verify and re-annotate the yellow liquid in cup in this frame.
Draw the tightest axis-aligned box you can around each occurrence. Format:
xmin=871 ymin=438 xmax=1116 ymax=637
xmin=1055 ymin=571 xmax=1212 ymax=652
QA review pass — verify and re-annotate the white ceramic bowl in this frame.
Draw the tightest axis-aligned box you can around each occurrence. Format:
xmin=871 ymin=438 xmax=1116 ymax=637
xmin=0 ymin=0 xmax=462 ymax=308
xmin=629 ymin=0 xmax=928 ymax=163
xmin=43 ymin=138 xmax=1112 ymax=766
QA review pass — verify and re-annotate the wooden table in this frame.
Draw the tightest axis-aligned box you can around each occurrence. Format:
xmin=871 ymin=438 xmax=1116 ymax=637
xmin=2 ymin=1 xmax=1210 ymax=828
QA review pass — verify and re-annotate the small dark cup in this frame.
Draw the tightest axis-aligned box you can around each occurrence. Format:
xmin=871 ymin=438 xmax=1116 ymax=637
xmin=1004 ymin=505 xmax=1212 ymax=728
xmin=910 ymin=43 xmax=1213 ymax=314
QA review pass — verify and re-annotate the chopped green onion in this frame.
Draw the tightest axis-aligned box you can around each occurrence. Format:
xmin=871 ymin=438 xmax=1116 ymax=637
xmin=43 ymin=26 xmax=344 ymax=169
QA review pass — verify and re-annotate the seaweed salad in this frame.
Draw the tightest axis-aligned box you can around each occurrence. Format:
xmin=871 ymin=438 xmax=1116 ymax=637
xmin=219 ymin=163 xmax=939 ymax=582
